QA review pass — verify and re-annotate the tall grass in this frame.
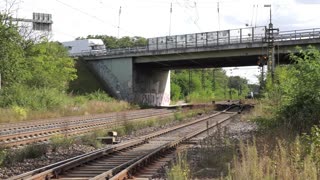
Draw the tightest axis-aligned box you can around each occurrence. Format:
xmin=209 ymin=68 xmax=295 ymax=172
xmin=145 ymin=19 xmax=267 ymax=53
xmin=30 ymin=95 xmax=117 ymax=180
xmin=80 ymin=129 xmax=106 ymax=148
xmin=50 ymin=134 xmax=74 ymax=152
xmin=0 ymin=89 xmax=132 ymax=123
xmin=166 ymin=153 xmax=190 ymax=180
xmin=1 ymin=144 xmax=48 ymax=166
xmin=227 ymin=138 xmax=319 ymax=180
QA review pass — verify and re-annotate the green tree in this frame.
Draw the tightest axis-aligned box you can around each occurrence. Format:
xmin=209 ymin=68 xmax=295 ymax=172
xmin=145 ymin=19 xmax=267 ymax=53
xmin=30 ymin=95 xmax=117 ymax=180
xmin=268 ymin=46 xmax=320 ymax=132
xmin=228 ymin=76 xmax=250 ymax=97
xmin=0 ymin=14 xmax=28 ymax=87
xmin=170 ymin=69 xmax=242 ymax=101
xmin=25 ymin=41 xmax=77 ymax=90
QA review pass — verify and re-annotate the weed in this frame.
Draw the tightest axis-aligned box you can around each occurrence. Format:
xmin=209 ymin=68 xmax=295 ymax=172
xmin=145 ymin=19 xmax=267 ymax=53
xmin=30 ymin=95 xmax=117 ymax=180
xmin=21 ymin=144 xmax=48 ymax=159
xmin=80 ymin=129 xmax=106 ymax=148
xmin=50 ymin=134 xmax=74 ymax=152
xmin=174 ymin=112 xmax=183 ymax=122
xmin=123 ymin=120 xmax=136 ymax=135
xmin=4 ymin=144 xmax=48 ymax=165
xmin=225 ymin=135 xmax=320 ymax=180
xmin=85 ymin=90 xmax=113 ymax=102
xmin=166 ymin=153 xmax=190 ymax=180
xmin=0 ymin=148 xmax=6 ymax=167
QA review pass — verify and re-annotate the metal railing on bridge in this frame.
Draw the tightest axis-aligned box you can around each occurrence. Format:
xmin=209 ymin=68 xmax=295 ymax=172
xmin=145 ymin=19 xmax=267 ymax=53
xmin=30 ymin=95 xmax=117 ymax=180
xmin=276 ymin=28 xmax=320 ymax=41
xmin=72 ymin=27 xmax=320 ymax=57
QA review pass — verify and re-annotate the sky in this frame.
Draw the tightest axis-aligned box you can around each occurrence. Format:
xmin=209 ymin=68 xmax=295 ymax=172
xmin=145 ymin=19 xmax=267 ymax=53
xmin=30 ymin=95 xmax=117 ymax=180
xmin=2 ymin=0 xmax=320 ymax=84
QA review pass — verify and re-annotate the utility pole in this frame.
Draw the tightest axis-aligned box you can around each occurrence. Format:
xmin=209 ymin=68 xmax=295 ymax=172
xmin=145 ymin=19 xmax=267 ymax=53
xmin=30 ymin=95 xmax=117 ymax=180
xmin=169 ymin=2 xmax=173 ymax=36
xmin=264 ymin=4 xmax=278 ymax=82
xmin=118 ymin=6 xmax=122 ymax=38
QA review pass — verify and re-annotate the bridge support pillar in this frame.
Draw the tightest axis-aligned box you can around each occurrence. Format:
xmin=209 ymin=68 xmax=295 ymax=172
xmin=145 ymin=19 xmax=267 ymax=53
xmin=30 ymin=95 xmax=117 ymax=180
xmin=133 ymin=67 xmax=171 ymax=106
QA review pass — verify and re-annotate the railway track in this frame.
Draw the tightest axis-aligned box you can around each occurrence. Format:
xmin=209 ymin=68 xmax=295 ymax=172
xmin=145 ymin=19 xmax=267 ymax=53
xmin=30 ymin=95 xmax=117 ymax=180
xmin=11 ymin=106 xmax=238 ymax=180
xmin=0 ymin=109 xmax=176 ymax=147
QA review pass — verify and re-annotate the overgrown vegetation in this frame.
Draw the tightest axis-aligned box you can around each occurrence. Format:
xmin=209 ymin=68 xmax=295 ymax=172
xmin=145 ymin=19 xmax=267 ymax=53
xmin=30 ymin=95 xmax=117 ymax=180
xmin=166 ymin=153 xmax=190 ymax=180
xmin=0 ymin=11 xmax=134 ymax=123
xmin=253 ymin=46 xmax=320 ymax=132
xmin=226 ymin=46 xmax=320 ymax=179
xmin=0 ymin=90 xmax=131 ymax=123
xmin=171 ymin=69 xmax=251 ymax=103
xmin=226 ymin=127 xmax=320 ymax=179
xmin=50 ymin=134 xmax=75 ymax=152
xmin=0 ymin=144 xmax=48 ymax=166
xmin=168 ymin=46 xmax=320 ymax=179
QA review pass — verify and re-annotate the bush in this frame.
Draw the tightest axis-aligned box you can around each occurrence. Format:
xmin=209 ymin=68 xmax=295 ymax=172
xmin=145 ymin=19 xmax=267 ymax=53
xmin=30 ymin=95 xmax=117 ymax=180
xmin=50 ymin=134 xmax=74 ymax=151
xmin=187 ymin=90 xmax=215 ymax=103
xmin=85 ymin=90 xmax=113 ymax=102
xmin=123 ymin=120 xmax=136 ymax=135
xmin=174 ymin=112 xmax=183 ymax=122
xmin=80 ymin=130 xmax=106 ymax=148
xmin=267 ymin=47 xmax=320 ymax=132
xmin=21 ymin=144 xmax=48 ymax=159
xmin=0 ymin=84 xmax=71 ymax=110
xmin=11 ymin=105 xmax=28 ymax=120
xmin=4 ymin=144 xmax=48 ymax=164
xmin=171 ymin=83 xmax=182 ymax=101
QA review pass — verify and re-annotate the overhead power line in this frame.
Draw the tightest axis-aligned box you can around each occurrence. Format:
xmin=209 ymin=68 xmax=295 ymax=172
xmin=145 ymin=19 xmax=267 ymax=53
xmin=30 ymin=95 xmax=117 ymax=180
xmin=175 ymin=0 xmax=202 ymax=32
xmin=55 ymin=0 xmax=133 ymax=36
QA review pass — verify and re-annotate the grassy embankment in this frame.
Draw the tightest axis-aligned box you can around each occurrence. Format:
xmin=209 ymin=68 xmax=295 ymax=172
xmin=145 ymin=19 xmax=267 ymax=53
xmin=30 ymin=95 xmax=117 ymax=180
xmin=0 ymin=60 xmax=134 ymax=123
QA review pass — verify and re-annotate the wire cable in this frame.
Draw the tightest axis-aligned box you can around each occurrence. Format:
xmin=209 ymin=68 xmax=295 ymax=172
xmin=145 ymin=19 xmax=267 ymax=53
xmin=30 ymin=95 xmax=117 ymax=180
xmin=55 ymin=0 xmax=134 ymax=36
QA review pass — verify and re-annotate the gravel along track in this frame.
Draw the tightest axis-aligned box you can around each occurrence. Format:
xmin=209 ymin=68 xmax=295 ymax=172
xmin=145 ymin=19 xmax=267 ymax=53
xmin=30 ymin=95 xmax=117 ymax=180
xmin=10 ymin=107 xmax=237 ymax=180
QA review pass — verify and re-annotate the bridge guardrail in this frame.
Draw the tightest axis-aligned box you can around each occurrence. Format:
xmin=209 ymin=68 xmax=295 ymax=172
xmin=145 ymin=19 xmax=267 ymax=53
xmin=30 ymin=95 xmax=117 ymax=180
xmin=276 ymin=28 xmax=320 ymax=41
xmin=72 ymin=27 xmax=320 ymax=57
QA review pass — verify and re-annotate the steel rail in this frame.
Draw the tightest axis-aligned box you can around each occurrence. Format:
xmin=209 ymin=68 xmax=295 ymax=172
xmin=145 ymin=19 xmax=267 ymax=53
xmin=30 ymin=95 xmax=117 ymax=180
xmin=12 ymin=106 xmax=235 ymax=180
xmin=110 ymin=114 xmax=236 ymax=180
xmin=0 ymin=109 xmax=168 ymax=132
xmin=1 ymin=111 xmax=175 ymax=147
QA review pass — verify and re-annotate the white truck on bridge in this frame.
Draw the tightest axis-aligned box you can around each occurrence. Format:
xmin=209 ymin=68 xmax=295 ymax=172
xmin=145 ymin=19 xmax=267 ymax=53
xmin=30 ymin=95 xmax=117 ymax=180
xmin=62 ymin=39 xmax=106 ymax=56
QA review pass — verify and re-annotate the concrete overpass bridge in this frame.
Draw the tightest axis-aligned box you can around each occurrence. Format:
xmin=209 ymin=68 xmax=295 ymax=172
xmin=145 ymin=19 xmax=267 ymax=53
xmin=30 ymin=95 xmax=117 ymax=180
xmin=76 ymin=26 xmax=320 ymax=106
